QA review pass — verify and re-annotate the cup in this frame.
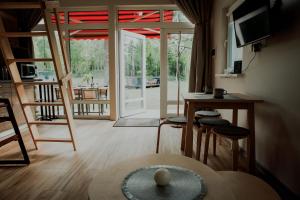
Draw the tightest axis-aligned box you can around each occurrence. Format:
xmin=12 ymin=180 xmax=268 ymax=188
xmin=214 ymin=88 xmax=227 ymax=99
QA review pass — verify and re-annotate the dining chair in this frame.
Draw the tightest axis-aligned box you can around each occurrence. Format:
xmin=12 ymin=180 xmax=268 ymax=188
xmin=98 ymin=88 xmax=108 ymax=115
xmin=73 ymin=88 xmax=83 ymax=115
xmin=82 ymin=88 xmax=100 ymax=115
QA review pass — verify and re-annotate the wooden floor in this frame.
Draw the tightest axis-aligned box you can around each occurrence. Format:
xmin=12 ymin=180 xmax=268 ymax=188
xmin=0 ymin=120 xmax=247 ymax=200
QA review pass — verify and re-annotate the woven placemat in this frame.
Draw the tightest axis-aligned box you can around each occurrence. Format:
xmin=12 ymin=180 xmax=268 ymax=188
xmin=122 ymin=165 xmax=206 ymax=200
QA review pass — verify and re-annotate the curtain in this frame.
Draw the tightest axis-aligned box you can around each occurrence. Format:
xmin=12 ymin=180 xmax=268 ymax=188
xmin=174 ymin=0 xmax=213 ymax=92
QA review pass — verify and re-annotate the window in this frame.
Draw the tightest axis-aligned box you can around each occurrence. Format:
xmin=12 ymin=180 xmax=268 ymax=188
xmin=163 ymin=10 xmax=190 ymax=23
xmin=227 ymin=22 xmax=243 ymax=73
xmin=118 ymin=10 xmax=160 ymax=23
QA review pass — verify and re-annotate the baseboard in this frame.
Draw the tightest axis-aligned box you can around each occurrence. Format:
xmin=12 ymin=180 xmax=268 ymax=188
xmin=255 ymin=162 xmax=299 ymax=200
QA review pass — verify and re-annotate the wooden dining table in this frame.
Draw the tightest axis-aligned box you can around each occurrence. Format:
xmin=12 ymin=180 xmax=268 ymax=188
xmin=182 ymin=93 xmax=263 ymax=173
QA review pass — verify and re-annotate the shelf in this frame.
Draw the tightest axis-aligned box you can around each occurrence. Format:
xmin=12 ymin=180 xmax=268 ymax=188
xmin=215 ymin=74 xmax=243 ymax=78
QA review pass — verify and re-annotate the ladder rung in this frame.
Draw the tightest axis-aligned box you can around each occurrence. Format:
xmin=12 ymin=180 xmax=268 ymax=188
xmin=34 ymin=138 xmax=73 ymax=143
xmin=28 ymin=120 xmax=68 ymax=126
xmin=0 ymin=117 xmax=11 ymax=123
xmin=0 ymin=32 xmax=48 ymax=38
xmin=0 ymin=134 xmax=19 ymax=147
xmin=22 ymin=102 xmax=64 ymax=106
xmin=0 ymin=2 xmax=41 ymax=9
xmin=15 ymin=81 xmax=59 ymax=85
xmin=8 ymin=58 xmax=53 ymax=63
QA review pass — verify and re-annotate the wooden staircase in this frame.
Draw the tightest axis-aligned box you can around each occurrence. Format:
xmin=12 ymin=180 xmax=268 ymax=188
xmin=0 ymin=2 xmax=76 ymax=150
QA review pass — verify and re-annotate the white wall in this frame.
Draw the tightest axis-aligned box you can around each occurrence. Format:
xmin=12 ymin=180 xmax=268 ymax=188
xmin=212 ymin=0 xmax=300 ymax=195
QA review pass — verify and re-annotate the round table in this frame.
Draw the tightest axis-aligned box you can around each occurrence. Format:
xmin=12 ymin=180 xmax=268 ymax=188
xmin=88 ymin=154 xmax=236 ymax=200
xmin=88 ymin=154 xmax=280 ymax=200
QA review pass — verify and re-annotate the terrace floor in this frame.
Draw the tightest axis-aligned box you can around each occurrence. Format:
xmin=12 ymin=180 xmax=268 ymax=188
xmin=0 ymin=120 xmax=247 ymax=200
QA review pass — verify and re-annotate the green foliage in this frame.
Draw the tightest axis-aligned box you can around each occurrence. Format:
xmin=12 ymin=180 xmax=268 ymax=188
xmin=146 ymin=39 xmax=160 ymax=78
xmin=33 ymin=33 xmax=193 ymax=83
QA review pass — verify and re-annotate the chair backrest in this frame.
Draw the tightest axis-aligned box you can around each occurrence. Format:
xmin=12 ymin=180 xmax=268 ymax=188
xmin=82 ymin=89 xmax=97 ymax=99
xmin=98 ymin=88 xmax=108 ymax=98
xmin=54 ymin=88 xmax=61 ymax=100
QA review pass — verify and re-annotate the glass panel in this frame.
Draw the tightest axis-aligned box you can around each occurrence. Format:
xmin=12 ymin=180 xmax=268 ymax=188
xmin=69 ymin=31 xmax=109 ymax=89
xmin=123 ymin=34 xmax=143 ymax=100
xmin=68 ymin=29 xmax=108 ymax=40
xmin=32 ymin=36 xmax=56 ymax=81
xmin=118 ymin=10 xmax=160 ymax=23
xmin=227 ymin=22 xmax=243 ymax=73
xmin=68 ymin=11 xmax=109 ymax=24
xmin=167 ymin=33 xmax=193 ymax=115
xmin=163 ymin=10 xmax=190 ymax=23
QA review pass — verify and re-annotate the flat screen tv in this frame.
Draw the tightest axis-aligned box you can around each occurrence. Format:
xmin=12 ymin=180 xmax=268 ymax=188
xmin=233 ymin=0 xmax=271 ymax=47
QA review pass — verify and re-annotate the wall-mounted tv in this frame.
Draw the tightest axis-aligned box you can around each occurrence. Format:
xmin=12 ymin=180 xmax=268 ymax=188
xmin=233 ymin=0 xmax=271 ymax=47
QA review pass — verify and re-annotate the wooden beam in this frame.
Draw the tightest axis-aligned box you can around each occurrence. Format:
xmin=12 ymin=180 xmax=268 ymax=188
xmin=22 ymin=102 xmax=64 ymax=106
xmin=7 ymin=58 xmax=53 ymax=64
xmin=28 ymin=121 xmax=69 ymax=125
xmin=35 ymin=138 xmax=73 ymax=143
xmin=0 ymin=2 xmax=41 ymax=9
xmin=0 ymin=134 xmax=18 ymax=147
xmin=0 ymin=32 xmax=47 ymax=38
xmin=15 ymin=81 xmax=59 ymax=85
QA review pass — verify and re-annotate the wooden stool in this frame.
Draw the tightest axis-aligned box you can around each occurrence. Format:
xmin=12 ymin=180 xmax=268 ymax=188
xmin=156 ymin=117 xmax=187 ymax=153
xmin=205 ymin=126 xmax=250 ymax=171
xmin=197 ymin=118 xmax=230 ymax=161
xmin=194 ymin=111 xmax=221 ymax=160
xmin=195 ymin=110 xmax=221 ymax=118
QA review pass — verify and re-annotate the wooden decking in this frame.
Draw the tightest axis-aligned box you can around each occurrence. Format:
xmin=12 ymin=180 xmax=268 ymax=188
xmin=0 ymin=120 xmax=247 ymax=200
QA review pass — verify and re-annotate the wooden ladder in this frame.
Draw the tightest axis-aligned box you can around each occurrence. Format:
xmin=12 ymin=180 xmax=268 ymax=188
xmin=0 ymin=2 xmax=76 ymax=150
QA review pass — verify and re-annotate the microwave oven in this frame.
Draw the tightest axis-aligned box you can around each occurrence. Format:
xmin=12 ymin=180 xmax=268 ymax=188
xmin=18 ymin=64 xmax=37 ymax=79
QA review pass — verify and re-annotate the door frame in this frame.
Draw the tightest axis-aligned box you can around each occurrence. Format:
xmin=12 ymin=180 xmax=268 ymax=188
xmin=119 ymin=30 xmax=146 ymax=117
xmin=160 ymin=28 xmax=194 ymax=118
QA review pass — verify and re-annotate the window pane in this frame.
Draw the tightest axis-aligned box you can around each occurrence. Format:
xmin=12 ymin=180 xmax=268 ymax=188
xmin=227 ymin=22 xmax=243 ymax=72
xmin=118 ymin=10 xmax=160 ymax=23
xmin=68 ymin=11 xmax=108 ymax=24
xmin=164 ymin=10 xmax=190 ymax=23
xmin=69 ymin=31 xmax=109 ymax=88
xmin=32 ymin=36 xmax=56 ymax=81
xmin=167 ymin=33 xmax=193 ymax=115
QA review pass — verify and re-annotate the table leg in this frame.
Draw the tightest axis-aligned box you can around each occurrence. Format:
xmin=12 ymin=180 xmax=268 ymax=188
xmin=181 ymin=101 xmax=188 ymax=151
xmin=184 ymin=102 xmax=195 ymax=157
xmin=232 ymin=108 xmax=238 ymax=126
xmin=247 ymin=104 xmax=255 ymax=174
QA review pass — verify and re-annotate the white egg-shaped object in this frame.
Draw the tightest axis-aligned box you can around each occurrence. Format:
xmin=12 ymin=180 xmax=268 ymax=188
xmin=154 ymin=168 xmax=171 ymax=186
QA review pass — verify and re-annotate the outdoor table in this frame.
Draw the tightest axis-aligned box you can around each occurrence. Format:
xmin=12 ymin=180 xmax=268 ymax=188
xmin=182 ymin=93 xmax=263 ymax=173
